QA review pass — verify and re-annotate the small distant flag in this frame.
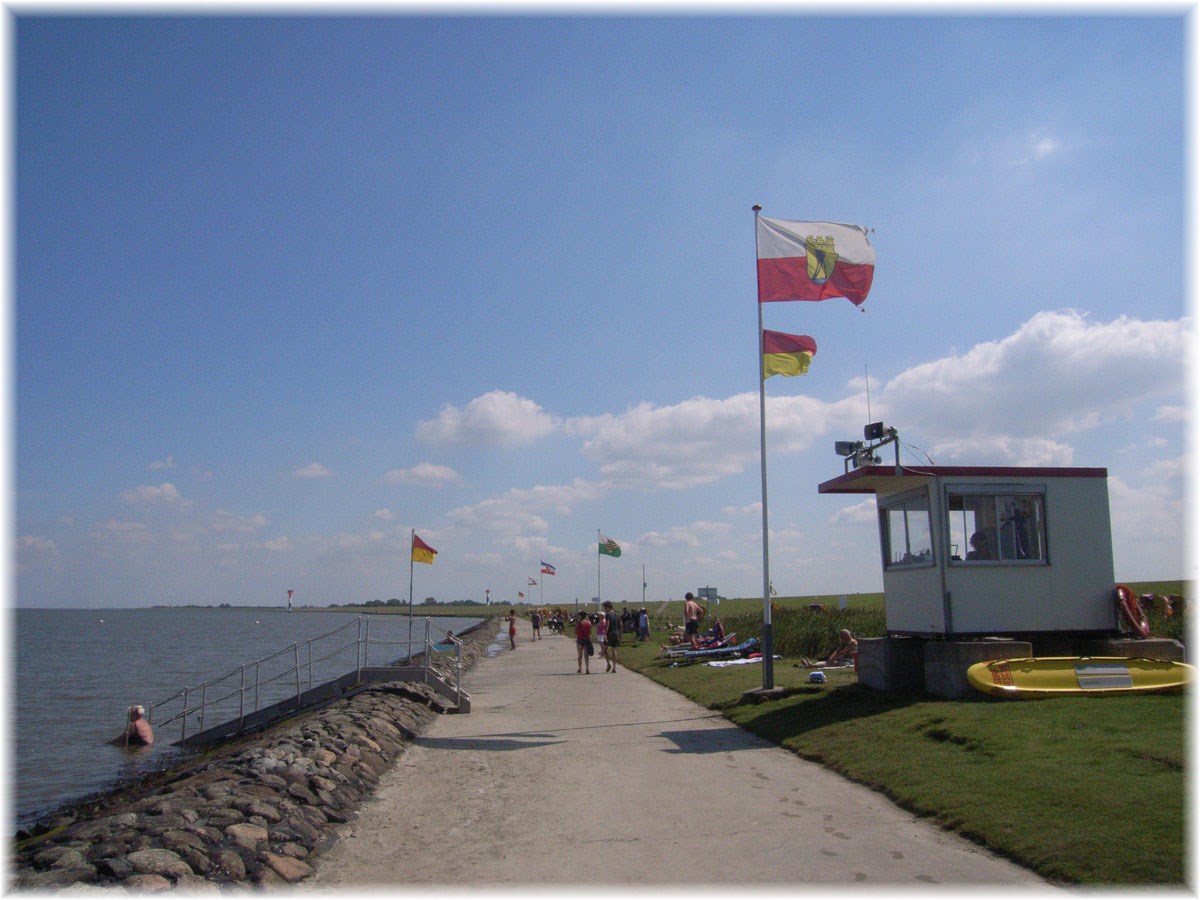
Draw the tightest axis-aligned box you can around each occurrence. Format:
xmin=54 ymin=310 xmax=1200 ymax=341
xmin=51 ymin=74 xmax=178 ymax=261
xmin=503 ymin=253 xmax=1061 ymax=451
xmin=757 ymin=216 xmax=875 ymax=306
xmin=599 ymin=534 xmax=622 ymax=558
xmin=412 ymin=533 xmax=437 ymax=565
xmin=529 ymin=578 xmax=538 ymax=586
xmin=518 ymin=591 xmax=525 ymax=599
xmin=762 ymin=330 xmax=817 ymax=378
xmin=540 ymin=561 xmax=556 ymax=575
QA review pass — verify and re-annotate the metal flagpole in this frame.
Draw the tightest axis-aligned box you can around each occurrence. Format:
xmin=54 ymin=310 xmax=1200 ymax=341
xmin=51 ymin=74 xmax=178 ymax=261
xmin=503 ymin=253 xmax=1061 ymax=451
xmin=596 ymin=529 xmax=601 ymax=608
xmin=754 ymin=204 xmax=775 ymax=690
xmin=408 ymin=529 xmax=415 ymax=625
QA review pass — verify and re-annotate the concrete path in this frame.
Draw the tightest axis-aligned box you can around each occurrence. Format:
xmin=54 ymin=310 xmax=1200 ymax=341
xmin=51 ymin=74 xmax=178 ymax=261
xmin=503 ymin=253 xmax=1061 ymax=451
xmin=303 ymin=626 xmax=1047 ymax=889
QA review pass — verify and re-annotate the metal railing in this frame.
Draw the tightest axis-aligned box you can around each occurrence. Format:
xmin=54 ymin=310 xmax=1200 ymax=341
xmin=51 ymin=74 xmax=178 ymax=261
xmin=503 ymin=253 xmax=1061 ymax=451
xmin=148 ymin=616 xmax=463 ymax=745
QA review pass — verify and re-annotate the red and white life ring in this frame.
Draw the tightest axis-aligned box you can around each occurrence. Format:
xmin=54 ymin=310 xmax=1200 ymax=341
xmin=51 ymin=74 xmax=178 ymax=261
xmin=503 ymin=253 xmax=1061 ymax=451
xmin=1116 ymin=584 xmax=1151 ymax=638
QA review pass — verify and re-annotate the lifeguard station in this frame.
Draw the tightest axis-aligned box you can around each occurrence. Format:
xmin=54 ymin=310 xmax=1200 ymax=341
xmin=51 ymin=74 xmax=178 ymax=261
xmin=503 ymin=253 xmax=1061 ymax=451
xmin=818 ymin=424 xmax=1182 ymax=697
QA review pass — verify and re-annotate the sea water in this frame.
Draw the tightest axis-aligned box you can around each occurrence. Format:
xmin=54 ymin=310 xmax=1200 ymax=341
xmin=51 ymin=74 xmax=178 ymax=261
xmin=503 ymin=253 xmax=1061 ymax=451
xmin=11 ymin=607 xmax=482 ymax=829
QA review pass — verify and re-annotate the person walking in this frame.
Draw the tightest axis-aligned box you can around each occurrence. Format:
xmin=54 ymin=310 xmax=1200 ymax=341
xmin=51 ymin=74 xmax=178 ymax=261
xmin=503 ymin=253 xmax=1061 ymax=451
xmin=531 ymin=609 xmax=542 ymax=640
xmin=574 ymin=611 xmax=593 ymax=674
xmin=506 ymin=610 xmax=518 ymax=650
xmin=602 ymin=601 xmax=621 ymax=672
xmin=596 ymin=609 xmax=608 ymax=659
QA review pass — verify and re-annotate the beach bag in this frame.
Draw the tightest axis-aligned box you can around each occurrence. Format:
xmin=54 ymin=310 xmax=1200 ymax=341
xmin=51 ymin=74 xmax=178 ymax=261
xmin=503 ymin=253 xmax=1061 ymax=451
xmin=586 ymin=640 xmax=595 ymax=657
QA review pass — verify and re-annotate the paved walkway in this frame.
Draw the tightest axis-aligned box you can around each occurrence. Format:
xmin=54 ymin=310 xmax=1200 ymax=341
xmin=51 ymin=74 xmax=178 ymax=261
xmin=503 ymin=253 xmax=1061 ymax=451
xmin=303 ymin=626 xmax=1048 ymax=889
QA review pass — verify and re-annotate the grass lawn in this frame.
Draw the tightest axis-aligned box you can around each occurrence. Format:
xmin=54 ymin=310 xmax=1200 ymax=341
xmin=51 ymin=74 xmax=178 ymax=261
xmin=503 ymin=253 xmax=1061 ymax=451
xmin=613 ymin=581 xmax=1189 ymax=886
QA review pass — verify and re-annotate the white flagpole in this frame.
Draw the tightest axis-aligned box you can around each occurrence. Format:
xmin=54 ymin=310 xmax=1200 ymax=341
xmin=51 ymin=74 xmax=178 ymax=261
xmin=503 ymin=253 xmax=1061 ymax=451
xmin=754 ymin=205 xmax=775 ymax=690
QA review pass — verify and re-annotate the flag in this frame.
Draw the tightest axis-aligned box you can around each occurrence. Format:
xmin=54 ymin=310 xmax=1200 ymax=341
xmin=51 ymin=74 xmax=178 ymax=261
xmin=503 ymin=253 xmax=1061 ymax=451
xmin=757 ymin=216 xmax=875 ymax=306
xmin=763 ymin=330 xmax=817 ymax=378
xmin=599 ymin=534 xmax=622 ymax=558
xmin=529 ymin=578 xmax=538 ymax=586
xmin=518 ymin=591 xmax=525 ymax=599
xmin=540 ymin=561 xmax=556 ymax=575
xmin=412 ymin=533 xmax=437 ymax=565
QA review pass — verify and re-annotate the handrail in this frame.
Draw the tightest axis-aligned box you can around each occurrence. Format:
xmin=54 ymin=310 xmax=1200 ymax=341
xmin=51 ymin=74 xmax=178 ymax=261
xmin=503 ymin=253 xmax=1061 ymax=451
xmin=148 ymin=615 xmax=461 ymax=744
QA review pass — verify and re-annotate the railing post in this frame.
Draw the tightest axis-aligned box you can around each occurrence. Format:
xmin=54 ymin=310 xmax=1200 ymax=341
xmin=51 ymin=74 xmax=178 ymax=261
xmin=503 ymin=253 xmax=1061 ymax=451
xmin=181 ymin=687 xmax=189 ymax=744
xmin=239 ymin=665 xmax=246 ymax=729
xmin=294 ymin=643 xmax=302 ymax=707
xmin=424 ymin=617 xmax=432 ymax=674
xmin=199 ymin=683 xmax=207 ymax=734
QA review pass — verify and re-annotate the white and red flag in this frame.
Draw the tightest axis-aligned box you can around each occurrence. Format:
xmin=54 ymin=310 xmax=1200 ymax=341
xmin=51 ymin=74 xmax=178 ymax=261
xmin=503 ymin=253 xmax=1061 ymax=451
xmin=756 ymin=216 xmax=875 ymax=306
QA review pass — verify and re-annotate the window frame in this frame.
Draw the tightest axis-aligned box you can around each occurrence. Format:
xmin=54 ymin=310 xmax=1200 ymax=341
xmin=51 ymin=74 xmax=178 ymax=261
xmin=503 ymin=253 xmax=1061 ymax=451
xmin=945 ymin=483 xmax=1049 ymax=566
xmin=879 ymin=487 xmax=936 ymax=571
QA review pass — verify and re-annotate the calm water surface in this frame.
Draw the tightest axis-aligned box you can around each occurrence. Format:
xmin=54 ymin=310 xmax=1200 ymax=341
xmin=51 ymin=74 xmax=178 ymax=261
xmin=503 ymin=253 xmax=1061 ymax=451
xmin=13 ymin=607 xmax=482 ymax=829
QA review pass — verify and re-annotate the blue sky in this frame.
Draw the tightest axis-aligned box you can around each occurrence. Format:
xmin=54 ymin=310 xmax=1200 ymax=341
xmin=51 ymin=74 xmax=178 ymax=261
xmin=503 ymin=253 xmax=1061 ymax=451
xmin=13 ymin=10 xmax=1190 ymax=609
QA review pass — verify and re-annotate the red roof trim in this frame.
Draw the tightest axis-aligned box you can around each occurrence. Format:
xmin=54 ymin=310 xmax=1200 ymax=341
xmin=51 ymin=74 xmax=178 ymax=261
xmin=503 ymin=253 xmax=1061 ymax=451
xmin=818 ymin=465 xmax=1109 ymax=495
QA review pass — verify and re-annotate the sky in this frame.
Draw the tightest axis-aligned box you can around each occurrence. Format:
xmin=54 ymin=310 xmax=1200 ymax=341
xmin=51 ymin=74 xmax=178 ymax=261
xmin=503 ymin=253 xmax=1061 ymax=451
xmin=11 ymin=7 xmax=1192 ymax=610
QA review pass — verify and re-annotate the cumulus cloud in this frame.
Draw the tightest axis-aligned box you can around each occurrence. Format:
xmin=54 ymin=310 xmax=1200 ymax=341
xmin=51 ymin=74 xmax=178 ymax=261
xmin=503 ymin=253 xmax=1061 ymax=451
xmin=417 ymin=390 xmax=559 ymax=446
xmin=571 ymin=395 xmax=759 ymax=490
xmin=383 ymin=462 xmax=463 ymax=488
xmin=448 ymin=480 xmax=605 ymax=547
xmin=148 ymin=456 xmax=175 ymax=471
xmin=120 ymin=483 xmax=188 ymax=508
xmin=294 ymin=463 xmax=333 ymax=478
xmin=877 ymin=310 xmax=1187 ymax=464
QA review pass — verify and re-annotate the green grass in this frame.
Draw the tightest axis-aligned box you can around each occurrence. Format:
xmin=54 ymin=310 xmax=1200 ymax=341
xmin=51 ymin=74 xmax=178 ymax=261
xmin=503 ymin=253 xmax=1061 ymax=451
xmin=613 ymin=580 xmax=1190 ymax=886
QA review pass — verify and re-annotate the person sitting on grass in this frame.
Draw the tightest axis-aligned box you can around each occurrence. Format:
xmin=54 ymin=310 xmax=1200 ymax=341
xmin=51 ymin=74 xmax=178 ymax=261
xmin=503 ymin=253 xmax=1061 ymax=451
xmin=802 ymin=629 xmax=858 ymax=669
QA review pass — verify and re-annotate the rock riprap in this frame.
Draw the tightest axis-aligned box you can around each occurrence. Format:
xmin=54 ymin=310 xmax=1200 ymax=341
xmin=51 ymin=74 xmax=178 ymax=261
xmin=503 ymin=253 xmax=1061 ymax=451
xmin=12 ymin=620 xmax=497 ymax=891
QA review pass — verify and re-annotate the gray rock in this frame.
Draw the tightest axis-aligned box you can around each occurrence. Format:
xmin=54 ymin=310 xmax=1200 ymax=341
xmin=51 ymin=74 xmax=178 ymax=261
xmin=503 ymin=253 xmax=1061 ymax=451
xmin=127 ymin=847 xmax=194 ymax=879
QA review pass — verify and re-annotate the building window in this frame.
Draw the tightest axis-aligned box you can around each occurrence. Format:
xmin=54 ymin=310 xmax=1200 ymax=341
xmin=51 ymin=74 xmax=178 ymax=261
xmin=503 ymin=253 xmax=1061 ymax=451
xmin=880 ymin=490 xmax=934 ymax=569
xmin=947 ymin=488 xmax=1047 ymax=564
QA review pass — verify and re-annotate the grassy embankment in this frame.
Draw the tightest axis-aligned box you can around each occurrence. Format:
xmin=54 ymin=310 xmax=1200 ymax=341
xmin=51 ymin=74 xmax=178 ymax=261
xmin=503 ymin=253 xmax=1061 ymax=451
xmin=609 ymin=582 xmax=1188 ymax=886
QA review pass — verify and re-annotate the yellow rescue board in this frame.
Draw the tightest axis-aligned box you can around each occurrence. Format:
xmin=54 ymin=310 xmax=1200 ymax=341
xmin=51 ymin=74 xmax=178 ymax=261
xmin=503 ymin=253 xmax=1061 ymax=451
xmin=966 ymin=656 xmax=1193 ymax=698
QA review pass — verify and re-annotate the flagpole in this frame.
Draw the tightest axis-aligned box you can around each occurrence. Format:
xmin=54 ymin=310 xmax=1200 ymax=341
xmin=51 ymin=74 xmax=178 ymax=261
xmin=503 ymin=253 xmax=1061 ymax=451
xmin=596 ymin=529 xmax=601 ymax=608
xmin=754 ymin=204 xmax=775 ymax=691
xmin=408 ymin=528 xmax=415 ymax=627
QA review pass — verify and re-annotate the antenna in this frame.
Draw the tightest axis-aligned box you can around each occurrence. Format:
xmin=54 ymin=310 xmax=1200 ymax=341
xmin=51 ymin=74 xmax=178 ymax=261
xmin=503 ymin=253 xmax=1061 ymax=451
xmin=864 ymin=365 xmax=872 ymax=426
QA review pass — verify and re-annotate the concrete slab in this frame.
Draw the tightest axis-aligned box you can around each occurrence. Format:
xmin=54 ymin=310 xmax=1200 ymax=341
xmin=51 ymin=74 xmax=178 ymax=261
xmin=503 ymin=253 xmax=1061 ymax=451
xmin=924 ymin=640 xmax=1032 ymax=699
xmin=301 ymin=627 xmax=1044 ymax=889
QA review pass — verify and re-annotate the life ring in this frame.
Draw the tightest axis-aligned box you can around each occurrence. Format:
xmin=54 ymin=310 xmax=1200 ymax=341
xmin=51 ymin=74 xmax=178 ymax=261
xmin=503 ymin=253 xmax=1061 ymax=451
xmin=1116 ymin=584 xmax=1150 ymax=638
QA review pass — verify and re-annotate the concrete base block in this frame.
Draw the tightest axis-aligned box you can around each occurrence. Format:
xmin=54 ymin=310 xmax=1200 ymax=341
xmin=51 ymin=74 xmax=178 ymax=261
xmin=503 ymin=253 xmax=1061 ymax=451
xmin=856 ymin=637 xmax=925 ymax=693
xmin=1073 ymin=637 xmax=1185 ymax=662
xmin=924 ymin=640 xmax=1032 ymax=699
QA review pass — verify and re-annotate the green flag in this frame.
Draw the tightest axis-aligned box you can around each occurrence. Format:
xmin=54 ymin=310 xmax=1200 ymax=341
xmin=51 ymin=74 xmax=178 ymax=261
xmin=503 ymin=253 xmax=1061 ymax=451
xmin=598 ymin=533 xmax=622 ymax=558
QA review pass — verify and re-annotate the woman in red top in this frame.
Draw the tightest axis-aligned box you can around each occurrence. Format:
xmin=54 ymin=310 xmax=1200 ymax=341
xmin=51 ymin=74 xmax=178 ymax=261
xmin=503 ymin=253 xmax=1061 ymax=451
xmin=506 ymin=610 xmax=517 ymax=649
xmin=574 ymin=611 xmax=593 ymax=674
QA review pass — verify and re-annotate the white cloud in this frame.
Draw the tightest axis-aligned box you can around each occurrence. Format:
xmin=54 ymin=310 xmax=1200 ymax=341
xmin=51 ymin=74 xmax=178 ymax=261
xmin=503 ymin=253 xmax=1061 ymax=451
xmin=148 ymin=456 xmax=175 ymax=471
xmin=1154 ymin=405 xmax=1187 ymax=424
xmin=383 ymin=462 xmax=463 ymax=488
xmin=417 ymin=390 xmax=559 ymax=446
xmin=120 ymin=483 xmax=188 ymax=508
xmin=210 ymin=510 xmax=269 ymax=533
xmin=878 ymin=310 xmax=1187 ymax=463
xmin=18 ymin=535 xmax=56 ymax=554
xmin=294 ymin=463 xmax=333 ymax=479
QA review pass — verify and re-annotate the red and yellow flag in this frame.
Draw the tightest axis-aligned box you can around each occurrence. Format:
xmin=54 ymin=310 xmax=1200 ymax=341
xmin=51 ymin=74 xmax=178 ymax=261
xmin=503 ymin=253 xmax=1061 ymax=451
xmin=762 ymin=330 xmax=817 ymax=378
xmin=412 ymin=533 xmax=437 ymax=565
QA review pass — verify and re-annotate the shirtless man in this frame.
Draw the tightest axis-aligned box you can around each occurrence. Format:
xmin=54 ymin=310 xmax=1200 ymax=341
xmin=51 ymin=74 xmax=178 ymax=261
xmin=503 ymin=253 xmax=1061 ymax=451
xmin=114 ymin=705 xmax=154 ymax=747
xmin=683 ymin=592 xmax=706 ymax=648
xmin=802 ymin=629 xmax=858 ymax=668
